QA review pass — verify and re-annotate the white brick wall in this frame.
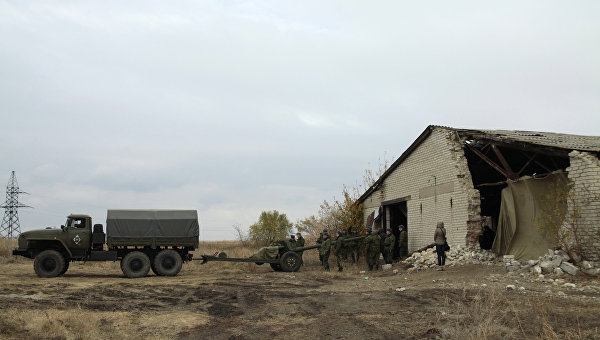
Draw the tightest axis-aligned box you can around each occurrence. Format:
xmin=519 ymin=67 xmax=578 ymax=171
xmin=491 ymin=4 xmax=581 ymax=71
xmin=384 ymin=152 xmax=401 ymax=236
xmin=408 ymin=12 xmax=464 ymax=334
xmin=362 ymin=127 xmax=480 ymax=252
xmin=566 ymin=151 xmax=600 ymax=261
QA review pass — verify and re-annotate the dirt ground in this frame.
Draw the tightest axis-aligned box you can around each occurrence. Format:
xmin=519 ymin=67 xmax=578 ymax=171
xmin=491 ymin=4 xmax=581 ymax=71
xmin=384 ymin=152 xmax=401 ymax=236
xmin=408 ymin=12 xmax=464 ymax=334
xmin=1 ymin=255 xmax=600 ymax=340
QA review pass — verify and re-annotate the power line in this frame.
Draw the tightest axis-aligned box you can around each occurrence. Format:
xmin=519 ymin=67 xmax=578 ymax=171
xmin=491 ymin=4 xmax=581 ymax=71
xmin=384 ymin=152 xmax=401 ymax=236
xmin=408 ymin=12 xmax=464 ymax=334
xmin=0 ymin=171 xmax=32 ymax=239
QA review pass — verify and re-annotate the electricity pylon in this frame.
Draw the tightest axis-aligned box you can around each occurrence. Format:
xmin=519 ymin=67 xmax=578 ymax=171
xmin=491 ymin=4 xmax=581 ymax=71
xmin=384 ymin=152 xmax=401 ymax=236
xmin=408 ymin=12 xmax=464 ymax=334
xmin=0 ymin=171 xmax=32 ymax=239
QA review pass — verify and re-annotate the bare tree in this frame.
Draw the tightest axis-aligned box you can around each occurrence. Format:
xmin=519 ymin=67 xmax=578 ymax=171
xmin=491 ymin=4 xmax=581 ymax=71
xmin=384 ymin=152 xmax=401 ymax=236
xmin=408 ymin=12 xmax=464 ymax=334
xmin=299 ymin=153 xmax=392 ymax=236
xmin=232 ymin=223 xmax=251 ymax=247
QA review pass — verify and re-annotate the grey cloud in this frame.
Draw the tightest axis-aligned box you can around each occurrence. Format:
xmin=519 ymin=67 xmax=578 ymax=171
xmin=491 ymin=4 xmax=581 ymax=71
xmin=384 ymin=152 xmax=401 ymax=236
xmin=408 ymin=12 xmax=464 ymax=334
xmin=1 ymin=1 xmax=598 ymax=239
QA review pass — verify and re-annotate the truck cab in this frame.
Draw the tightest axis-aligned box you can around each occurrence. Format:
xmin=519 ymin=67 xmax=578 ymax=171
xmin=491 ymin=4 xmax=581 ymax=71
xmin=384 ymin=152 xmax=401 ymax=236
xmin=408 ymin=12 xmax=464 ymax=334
xmin=61 ymin=214 xmax=93 ymax=258
xmin=14 ymin=214 xmax=106 ymax=263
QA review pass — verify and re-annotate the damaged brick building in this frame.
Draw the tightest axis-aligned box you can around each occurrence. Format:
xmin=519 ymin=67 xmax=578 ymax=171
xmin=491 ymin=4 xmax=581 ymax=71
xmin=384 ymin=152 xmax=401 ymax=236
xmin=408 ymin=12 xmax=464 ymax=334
xmin=359 ymin=125 xmax=600 ymax=261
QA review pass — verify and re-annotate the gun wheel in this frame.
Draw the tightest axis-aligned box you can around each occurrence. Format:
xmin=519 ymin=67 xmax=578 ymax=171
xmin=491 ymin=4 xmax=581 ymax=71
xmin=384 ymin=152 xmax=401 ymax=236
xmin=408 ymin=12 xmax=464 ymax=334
xmin=280 ymin=251 xmax=302 ymax=272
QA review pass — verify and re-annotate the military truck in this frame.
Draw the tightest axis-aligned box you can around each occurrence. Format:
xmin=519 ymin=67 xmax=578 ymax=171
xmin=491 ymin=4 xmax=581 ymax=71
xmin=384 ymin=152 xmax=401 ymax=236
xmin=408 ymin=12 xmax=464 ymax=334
xmin=12 ymin=210 xmax=199 ymax=278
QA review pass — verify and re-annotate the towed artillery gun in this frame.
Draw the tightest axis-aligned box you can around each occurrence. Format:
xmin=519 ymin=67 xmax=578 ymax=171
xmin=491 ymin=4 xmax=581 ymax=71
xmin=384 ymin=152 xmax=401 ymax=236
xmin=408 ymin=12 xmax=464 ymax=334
xmin=200 ymin=236 xmax=364 ymax=272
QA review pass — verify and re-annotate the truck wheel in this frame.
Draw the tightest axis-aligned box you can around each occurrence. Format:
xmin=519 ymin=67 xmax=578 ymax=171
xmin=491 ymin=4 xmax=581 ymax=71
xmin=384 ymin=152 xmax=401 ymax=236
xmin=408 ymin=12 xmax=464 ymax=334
xmin=269 ymin=263 xmax=282 ymax=271
xmin=279 ymin=251 xmax=301 ymax=272
xmin=59 ymin=261 xmax=70 ymax=276
xmin=34 ymin=250 xmax=66 ymax=278
xmin=121 ymin=251 xmax=151 ymax=278
xmin=153 ymin=250 xmax=183 ymax=276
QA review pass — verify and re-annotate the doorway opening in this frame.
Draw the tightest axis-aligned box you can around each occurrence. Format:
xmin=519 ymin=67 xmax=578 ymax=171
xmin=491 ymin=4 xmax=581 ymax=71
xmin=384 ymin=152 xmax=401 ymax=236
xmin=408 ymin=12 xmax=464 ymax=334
xmin=384 ymin=200 xmax=407 ymax=260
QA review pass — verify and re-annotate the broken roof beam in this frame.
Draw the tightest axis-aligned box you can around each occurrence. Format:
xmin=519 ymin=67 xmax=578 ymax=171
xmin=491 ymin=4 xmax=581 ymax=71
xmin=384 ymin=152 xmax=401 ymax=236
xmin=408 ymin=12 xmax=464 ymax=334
xmin=466 ymin=144 xmax=509 ymax=179
xmin=491 ymin=144 xmax=518 ymax=180
xmin=459 ymin=132 xmax=571 ymax=158
xmin=517 ymin=153 xmax=537 ymax=177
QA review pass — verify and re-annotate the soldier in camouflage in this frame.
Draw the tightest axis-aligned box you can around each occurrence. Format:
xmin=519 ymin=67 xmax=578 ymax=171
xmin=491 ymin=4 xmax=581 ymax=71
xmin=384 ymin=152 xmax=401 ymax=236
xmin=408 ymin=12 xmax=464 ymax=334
xmin=334 ymin=230 xmax=344 ymax=272
xmin=398 ymin=225 xmax=408 ymax=258
xmin=341 ymin=228 xmax=349 ymax=260
xmin=319 ymin=232 xmax=331 ymax=271
xmin=317 ymin=229 xmax=327 ymax=263
xmin=364 ymin=227 xmax=380 ymax=271
xmin=349 ymin=227 xmax=360 ymax=264
xmin=384 ymin=228 xmax=395 ymax=264
xmin=379 ymin=229 xmax=386 ymax=264
xmin=295 ymin=232 xmax=305 ymax=263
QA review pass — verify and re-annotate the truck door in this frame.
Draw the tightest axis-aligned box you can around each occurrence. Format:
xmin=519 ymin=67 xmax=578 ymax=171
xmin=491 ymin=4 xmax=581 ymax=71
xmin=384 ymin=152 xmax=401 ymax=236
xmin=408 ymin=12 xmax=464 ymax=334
xmin=64 ymin=217 xmax=91 ymax=258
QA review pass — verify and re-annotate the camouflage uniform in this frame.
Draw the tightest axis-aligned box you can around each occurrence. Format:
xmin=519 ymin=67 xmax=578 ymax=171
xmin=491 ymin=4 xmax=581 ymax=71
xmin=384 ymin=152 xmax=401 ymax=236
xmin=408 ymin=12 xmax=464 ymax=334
xmin=364 ymin=229 xmax=380 ymax=271
xmin=295 ymin=235 xmax=305 ymax=248
xmin=379 ymin=230 xmax=386 ymax=263
xmin=295 ymin=234 xmax=305 ymax=262
xmin=334 ymin=231 xmax=344 ymax=272
xmin=398 ymin=228 xmax=408 ymax=258
xmin=384 ymin=229 xmax=395 ymax=264
xmin=316 ymin=231 xmax=325 ymax=263
xmin=319 ymin=235 xmax=331 ymax=271
xmin=349 ymin=229 xmax=360 ymax=264
xmin=341 ymin=229 xmax=349 ymax=260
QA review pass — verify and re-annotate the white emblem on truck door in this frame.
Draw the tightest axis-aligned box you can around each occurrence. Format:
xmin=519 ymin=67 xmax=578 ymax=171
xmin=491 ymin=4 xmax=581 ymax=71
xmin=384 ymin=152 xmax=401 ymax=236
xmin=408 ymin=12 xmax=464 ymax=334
xmin=73 ymin=234 xmax=81 ymax=246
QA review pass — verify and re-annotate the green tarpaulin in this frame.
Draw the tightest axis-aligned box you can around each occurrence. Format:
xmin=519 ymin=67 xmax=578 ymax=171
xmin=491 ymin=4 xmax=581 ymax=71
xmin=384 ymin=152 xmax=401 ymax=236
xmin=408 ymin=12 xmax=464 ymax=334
xmin=106 ymin=209 xmax=199 ymax=238
xmin=251 ymin=246 xmax=280 ymax=260
xmin=492 ymin=171 xmax=565 ymax=261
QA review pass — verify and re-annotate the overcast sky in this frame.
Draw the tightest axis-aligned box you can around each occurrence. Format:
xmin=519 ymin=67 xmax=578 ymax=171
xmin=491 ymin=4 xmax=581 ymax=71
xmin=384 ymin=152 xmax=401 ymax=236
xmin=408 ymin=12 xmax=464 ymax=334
xmin=1 ymin=1 xmax=598 ymax=240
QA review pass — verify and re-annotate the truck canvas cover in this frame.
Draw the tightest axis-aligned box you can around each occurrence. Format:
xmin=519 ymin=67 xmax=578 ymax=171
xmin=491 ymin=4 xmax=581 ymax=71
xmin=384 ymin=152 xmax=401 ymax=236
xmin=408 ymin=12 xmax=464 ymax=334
xmin=106 ymin=210 xmax=199 ymax=247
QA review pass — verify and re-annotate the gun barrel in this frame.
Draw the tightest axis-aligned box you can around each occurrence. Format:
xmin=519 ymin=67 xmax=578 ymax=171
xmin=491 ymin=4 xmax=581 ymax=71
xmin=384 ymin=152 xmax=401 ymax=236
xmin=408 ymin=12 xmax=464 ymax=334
xmin=341 ymin=235 xmax=365 ymax=242
xmin=293 ymin=244 xmax=321 ymax=252
xmin=291 ymin=236 xmax=365 ymax=252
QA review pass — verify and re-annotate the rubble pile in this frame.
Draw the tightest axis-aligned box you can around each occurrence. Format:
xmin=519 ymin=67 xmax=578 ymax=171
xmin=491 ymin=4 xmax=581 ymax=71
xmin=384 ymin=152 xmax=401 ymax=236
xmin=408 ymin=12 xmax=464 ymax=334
xmin=403 ymin=245 xmax=497 ymax=270
xmin=503 ymin=249 xmax=600 ymax=276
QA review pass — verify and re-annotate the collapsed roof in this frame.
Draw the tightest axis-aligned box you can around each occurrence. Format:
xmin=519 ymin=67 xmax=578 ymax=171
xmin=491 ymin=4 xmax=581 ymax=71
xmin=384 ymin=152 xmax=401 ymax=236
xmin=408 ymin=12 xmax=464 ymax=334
xmin=358 ymin=125 xmax=600 ymax=203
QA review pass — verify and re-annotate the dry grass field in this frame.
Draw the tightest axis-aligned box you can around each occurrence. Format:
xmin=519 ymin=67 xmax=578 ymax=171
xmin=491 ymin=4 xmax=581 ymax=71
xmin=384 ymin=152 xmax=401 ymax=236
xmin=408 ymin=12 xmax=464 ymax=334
xmin=0 ymin=238 xmax=599 ymax=339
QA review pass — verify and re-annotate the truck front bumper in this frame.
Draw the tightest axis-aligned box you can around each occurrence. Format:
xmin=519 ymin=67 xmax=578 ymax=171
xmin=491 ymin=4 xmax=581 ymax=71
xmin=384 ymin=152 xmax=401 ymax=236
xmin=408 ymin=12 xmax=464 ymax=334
xmin=12 ymin=249 xmax=31 ymax=258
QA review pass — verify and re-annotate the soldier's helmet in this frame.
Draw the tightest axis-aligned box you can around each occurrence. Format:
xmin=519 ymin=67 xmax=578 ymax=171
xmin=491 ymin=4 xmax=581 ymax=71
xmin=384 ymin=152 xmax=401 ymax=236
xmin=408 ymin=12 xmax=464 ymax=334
xmin=386 ymin=227 xmax=392 ymax=232
xmin=366 ymin=227 xmax=372 ymax=233
xmin=290 ymin=234 xmax=295 ymax=239
xmin=296 ymin=232 xmax=302 ymax=237
xmin=352 ymin=227 xmax=358 ymax=233
xmin=337 ymin=230 xmax=343 ymax=236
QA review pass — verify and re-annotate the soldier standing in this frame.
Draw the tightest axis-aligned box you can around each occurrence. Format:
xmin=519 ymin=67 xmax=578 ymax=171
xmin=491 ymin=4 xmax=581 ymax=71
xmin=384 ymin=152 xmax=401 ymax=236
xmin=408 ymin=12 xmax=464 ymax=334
xmin=379 ymin=229 xmax=387 ymax=264
xmin=349 ymin=227 xmax=360 ymax=264
xmin=398 ymin=225 xmax=408 ymax=258
xmin=364 ymin=227 xmax=380 ymax=271
xmin=289 ymin=234 xmax=296 ymax=247
xmin=334 ymin=230 xmax=344 ymax=272
xmin=295 ymin=232 xmax=305 ymax=248
xmin=319 ymin=232 xmax=331 ymax=271
xmin=317 ymin=229 xmax=327 ymax=263
xmin=295 ymin=232 xmax=305 ymax=263
xmin=384 ymin=228 xmax=395 ymax=264
xmin=341 ymin=228 xmax=349 ymax=260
